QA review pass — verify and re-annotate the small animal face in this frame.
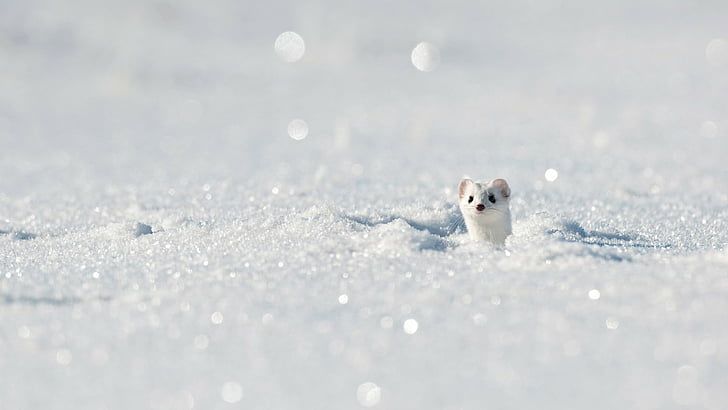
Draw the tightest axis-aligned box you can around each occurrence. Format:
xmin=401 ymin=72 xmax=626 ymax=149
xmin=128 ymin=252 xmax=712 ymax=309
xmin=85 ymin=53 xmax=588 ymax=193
xmin=458 ymin=178 xmax=511 ymax=216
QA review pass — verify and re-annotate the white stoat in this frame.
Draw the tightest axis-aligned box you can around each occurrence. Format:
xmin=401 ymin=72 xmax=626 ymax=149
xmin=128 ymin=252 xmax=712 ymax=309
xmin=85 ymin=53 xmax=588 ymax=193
xmin=457 ymin=177 xmax=512 ymax=245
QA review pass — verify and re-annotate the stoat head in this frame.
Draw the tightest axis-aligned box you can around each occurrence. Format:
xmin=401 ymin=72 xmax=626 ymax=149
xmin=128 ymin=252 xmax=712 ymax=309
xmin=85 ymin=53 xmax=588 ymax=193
xmin=458 ymin=178 xmax=511 ymax=216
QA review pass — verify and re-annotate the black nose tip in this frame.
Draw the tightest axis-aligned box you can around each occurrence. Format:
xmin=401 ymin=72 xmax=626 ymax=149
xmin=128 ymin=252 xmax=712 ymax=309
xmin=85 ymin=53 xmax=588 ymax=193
xmin=476 ymin=204 xmax=485 ymax=211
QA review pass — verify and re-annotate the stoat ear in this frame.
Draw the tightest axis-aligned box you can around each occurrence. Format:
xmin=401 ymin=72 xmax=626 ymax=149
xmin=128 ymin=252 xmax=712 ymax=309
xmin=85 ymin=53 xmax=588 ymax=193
xmin=491 ymin=178 xmax=510 ymax=198
xmin=458 ymin=178 xmax=474 ymax=198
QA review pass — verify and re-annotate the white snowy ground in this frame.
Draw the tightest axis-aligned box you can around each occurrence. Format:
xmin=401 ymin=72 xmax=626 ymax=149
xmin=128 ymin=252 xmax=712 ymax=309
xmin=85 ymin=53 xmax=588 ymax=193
xmin=2 ymin=1 xmax=728 ymax=409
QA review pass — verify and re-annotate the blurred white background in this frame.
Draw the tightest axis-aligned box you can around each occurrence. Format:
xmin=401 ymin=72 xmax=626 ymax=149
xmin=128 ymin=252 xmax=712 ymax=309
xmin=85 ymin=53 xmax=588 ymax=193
xmin=1 ymin=1 xmax=727 ymax=409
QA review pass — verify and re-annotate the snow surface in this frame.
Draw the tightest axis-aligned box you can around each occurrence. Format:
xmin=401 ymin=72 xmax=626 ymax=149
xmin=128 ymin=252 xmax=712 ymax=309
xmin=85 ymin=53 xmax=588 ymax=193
xmin=1 ymin=1 xmax=728 ymax=409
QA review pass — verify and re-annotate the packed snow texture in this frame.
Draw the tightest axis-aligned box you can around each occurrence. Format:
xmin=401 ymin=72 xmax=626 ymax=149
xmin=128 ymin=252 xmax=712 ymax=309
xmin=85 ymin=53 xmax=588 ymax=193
xmin=2 ymin=1 xmax=728 ymax=409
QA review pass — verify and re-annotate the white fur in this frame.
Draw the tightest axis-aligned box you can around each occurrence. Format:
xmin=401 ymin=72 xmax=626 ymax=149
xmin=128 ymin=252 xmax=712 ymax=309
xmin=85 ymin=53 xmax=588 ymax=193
xmin=458 ymin=178 xmax=512 ymax=245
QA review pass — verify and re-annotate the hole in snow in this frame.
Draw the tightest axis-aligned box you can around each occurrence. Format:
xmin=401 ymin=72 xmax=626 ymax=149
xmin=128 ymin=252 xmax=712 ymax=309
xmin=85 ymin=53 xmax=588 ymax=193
xmin=134 ymin=222 xmax=154 ymax=237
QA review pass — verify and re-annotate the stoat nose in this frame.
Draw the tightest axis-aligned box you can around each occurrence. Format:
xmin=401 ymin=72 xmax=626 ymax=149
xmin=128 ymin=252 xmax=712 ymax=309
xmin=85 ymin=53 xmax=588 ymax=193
xmin=476 ymin=204 xmax=485 ymax=211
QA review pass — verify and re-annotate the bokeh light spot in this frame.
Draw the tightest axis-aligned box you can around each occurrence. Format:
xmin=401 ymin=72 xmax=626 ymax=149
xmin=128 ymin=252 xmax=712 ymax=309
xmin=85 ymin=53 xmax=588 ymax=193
xmin=606 ymin=317 xmax=620 ymax=330
xmin=221 ymin=382 xmax=243 ymax=403
xmin=544 ymin=168 xmax=559 ymax=182
xmin=288 ymin=119 xmax=309 ymax=140
xmin=211 ymin=311 xmax=224 ymax=325
xmin=56 ymin=349 xmax=72 ymax=365
xmin=588 ymin=289 xmax=601 ymax=300
xmin=356 ymin=382 xmax=381 ymax=407
xmin=411 ymin=42 xmax=440 ymax=72
xmin=275 ymin=31 xmax=305 ymax=62
xmin=403 ymin=318 xmax=419 ymax=334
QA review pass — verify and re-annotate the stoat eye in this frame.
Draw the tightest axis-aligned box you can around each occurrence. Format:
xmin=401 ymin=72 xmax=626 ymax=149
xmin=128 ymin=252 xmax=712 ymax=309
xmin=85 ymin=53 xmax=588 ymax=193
xmin=488 ymin=194 xmax=496 ymax=203
xmin=468 ymin=196 xmax=474 ymax=203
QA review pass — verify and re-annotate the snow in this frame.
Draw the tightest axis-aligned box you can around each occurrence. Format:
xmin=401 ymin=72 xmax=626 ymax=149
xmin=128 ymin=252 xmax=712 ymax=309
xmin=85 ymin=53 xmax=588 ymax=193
xmin=1 ymin=1 xmax=728 ymax=409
